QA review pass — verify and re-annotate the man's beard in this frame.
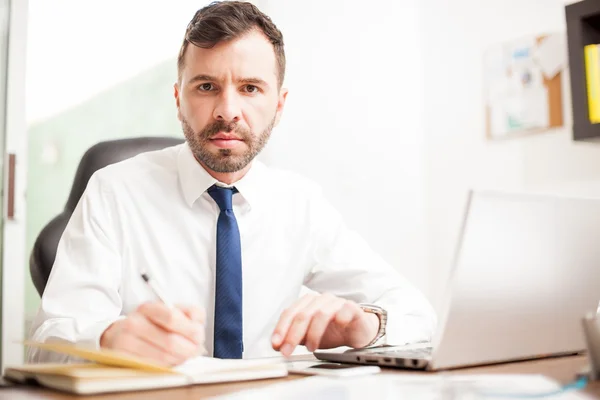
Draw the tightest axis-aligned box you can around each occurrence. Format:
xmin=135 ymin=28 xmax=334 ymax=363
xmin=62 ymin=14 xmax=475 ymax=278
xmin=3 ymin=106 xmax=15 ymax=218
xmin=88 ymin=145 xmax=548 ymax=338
xmin=182 ymin=117 xmax=275 ymax=173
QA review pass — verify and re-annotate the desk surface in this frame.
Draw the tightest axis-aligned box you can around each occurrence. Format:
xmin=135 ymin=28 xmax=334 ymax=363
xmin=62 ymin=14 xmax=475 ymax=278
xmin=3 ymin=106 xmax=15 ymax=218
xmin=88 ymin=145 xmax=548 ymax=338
xmin=2 ymin=355 xmax=598 ymax=400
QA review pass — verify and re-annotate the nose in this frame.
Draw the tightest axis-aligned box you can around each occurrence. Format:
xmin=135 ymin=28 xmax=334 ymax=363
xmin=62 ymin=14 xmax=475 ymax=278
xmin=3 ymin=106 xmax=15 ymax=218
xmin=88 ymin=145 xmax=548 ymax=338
xmin=213 ymin=88 xmax=241 ymax=123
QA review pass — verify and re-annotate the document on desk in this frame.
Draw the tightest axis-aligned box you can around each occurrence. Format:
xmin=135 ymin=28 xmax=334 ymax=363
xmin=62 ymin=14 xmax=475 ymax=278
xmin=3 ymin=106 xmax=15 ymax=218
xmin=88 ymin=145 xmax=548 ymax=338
xmin=214 ymin=373 xmax=594 ymax=399
xmin=3 ymin=341 xmax=288 ymax=395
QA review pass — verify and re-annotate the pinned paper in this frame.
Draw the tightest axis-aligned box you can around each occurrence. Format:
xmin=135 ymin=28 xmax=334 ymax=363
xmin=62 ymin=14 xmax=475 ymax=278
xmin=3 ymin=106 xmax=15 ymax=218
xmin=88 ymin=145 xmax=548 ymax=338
xmin=533 ymin=33 xmax=567 ymax=79
xmin=484 ymin=32 xmax=565 ymax=139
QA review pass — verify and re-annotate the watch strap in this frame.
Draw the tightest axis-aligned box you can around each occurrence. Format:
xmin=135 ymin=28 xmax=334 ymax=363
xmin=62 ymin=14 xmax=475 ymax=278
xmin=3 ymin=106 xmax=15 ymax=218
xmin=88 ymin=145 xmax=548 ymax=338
xmin=359 ymin=303 xmax=387 ymax=347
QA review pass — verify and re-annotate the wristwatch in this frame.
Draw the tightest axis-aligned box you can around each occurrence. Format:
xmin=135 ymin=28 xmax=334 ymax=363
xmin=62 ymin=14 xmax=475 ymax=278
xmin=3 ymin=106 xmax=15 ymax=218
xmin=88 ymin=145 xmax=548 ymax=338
xmin=359 ymin=303 xmax=387 ymax=347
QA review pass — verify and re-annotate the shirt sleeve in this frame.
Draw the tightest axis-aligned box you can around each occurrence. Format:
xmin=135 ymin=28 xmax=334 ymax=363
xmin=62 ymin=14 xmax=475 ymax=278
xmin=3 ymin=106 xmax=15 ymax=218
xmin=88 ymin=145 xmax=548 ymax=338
xmin=302 ymin=185 xmax=437 ymax=347
xmin=27 ymin=172 xmax=124 ymax=363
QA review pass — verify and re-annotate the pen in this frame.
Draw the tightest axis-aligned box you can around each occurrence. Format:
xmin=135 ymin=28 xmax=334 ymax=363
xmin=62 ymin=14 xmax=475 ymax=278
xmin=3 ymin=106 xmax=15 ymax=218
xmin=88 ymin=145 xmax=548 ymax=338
xmin=141 ymin=272 xmax=175 ymax=309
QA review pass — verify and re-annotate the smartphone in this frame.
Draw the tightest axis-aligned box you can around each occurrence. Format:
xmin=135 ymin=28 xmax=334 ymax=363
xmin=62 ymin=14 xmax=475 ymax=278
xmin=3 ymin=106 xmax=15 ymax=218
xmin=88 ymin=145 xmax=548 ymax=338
xmin=287 ymin=361 xmax=381 ymax=377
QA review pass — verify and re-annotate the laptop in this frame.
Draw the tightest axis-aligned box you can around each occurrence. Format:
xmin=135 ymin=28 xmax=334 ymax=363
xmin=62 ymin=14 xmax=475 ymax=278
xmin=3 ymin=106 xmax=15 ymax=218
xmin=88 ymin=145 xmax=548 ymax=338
xmin=315 ymin=190 xmax=600 ymax=370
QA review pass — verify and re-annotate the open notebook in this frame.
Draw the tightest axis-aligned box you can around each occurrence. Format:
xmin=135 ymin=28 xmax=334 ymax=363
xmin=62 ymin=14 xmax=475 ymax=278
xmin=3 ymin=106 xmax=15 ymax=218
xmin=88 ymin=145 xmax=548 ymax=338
xmin=4 ymin=342 xmax=288 ymax=395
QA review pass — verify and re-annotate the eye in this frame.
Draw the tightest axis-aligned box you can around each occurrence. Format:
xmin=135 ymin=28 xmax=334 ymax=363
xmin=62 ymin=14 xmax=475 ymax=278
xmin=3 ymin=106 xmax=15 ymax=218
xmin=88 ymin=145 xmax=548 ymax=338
xmin=243 ymin=84 xmax=259 ymax=94
xmin=197 ymin=83 xmax=214 ymax=91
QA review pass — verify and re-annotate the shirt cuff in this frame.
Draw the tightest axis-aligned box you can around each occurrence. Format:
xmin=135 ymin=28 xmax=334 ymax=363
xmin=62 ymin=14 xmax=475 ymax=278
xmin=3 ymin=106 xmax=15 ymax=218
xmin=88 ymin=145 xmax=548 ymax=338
xmin=77 ymin=316 xmax=126 ymax=349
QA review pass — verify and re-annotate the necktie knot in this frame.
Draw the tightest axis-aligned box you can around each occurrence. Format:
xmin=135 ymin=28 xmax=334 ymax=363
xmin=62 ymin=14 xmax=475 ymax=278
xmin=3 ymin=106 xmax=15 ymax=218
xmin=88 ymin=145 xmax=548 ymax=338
xmin=208 ymin=185 xmax=237 ymax=211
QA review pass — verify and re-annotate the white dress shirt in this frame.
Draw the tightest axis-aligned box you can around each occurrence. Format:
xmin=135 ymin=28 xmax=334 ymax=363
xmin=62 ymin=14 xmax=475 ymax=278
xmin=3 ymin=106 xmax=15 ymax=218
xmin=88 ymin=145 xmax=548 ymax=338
xmin=27 ymin=143 xmax=436 ymax=362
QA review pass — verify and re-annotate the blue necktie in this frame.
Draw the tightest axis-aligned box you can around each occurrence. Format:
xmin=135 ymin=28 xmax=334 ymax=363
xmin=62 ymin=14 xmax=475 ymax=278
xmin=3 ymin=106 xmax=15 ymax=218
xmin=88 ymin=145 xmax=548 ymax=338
xmin=208 ymin=185 xmax=243 ymax=359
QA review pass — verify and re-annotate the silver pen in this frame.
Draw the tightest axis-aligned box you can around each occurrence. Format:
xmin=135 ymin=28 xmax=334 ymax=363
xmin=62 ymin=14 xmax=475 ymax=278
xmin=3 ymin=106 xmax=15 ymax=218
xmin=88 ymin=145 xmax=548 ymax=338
xmin=141 ymin=272 xmax=174 ymax=309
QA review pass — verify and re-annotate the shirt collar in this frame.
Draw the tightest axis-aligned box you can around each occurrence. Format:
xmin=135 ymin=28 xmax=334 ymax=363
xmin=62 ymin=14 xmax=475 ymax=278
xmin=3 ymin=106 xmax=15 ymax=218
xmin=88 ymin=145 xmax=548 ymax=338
xmin=177 ymin=142 xmax=267 ymax=208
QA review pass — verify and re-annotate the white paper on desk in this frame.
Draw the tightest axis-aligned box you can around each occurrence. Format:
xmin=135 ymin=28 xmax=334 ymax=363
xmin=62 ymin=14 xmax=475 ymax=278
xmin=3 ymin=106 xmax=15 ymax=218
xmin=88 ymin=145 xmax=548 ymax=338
xmin=174 ymin=356 xmax=285 ymax=375
xmin=213 ymin=373 xmax=593 ymax=400
xmin=533 ymin=33 xmax=567 ymax=79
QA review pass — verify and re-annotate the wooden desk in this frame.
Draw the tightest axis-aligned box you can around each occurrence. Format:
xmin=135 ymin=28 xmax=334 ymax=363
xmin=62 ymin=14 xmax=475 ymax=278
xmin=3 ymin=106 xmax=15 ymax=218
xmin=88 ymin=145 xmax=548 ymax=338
xmin=2 ymin=355 xmax=598 ymax=399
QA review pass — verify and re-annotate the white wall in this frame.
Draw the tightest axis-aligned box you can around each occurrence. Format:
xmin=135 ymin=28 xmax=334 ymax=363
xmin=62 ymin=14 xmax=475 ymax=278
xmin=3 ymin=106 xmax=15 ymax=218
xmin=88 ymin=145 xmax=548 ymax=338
xmin=261 ymin=0 xmax=430 ymax=297
xmin=421 ymin=0 xmax=600 ymax=309
xmin=26 ymin=0 xmax=209 ymax=124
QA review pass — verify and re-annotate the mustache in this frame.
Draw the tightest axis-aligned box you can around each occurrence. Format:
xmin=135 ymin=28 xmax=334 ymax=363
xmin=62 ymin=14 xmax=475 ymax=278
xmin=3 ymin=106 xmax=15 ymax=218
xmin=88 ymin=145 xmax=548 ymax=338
xmin=200 ymin=121 xmax=250 ymax=140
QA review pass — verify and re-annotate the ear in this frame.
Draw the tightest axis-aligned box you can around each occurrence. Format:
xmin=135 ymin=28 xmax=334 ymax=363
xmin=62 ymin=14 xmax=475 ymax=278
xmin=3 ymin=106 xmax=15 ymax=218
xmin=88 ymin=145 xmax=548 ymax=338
xmin=273 ymin=88 xmax=289 ymax=127
xmin=174 ymin=82 xmax=182 ymax=122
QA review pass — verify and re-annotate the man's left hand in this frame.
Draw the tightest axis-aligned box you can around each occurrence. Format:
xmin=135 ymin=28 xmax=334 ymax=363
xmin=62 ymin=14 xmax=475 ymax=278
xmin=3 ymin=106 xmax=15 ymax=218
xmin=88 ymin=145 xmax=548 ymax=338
xmin=271 ymin=293 xmax=380 ymax=357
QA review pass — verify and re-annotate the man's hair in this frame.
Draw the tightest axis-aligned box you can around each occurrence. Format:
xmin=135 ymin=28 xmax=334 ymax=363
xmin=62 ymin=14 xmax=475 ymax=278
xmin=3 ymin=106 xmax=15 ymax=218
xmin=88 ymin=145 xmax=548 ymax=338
xmin=177 ymin=1 xmax=285 ymax=88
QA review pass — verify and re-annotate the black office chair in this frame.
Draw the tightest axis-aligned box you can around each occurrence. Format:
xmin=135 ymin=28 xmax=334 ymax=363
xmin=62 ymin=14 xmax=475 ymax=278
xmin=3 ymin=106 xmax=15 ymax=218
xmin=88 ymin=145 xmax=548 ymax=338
xmin=29 ymin=136 xmax=184 ymax=296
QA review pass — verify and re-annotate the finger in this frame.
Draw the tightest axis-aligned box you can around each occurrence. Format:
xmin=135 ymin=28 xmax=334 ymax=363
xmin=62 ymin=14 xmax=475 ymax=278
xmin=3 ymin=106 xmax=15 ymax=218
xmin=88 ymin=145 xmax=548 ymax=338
xmin=272 ymin=294 xmax=317 ymax=349
xmin=115 ymin=332 xmax=181 ymax=367
xmin=137 ymin=302 xmax=200 ymax=344
xmin=281 ymin=294 xmax=341 ymax=356
xmin=195 ymin=343 xmax=208 ymax=357
xmin=176 ymin=304 xmax=206 ymax=345
xmin=334 ymin=301 xmax=363 ymax=326
xmin=177 ymin=304 xmax=206 ymax=324
xmin=131 ymin=313 xmax=201 ymax=361
xmin=304 ymin=299 xmax=349 ymax=352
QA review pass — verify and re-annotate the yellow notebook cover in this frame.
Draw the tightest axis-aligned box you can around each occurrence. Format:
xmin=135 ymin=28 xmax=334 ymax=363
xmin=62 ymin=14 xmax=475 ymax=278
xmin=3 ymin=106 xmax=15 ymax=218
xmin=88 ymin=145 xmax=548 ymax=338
xmin=22 ymin=340 xmax=175 ymax=373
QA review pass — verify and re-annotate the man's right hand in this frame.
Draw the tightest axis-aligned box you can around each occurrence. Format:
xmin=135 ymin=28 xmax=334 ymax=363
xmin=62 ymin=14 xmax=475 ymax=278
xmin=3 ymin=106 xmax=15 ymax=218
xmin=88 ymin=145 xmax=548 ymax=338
xmin=100 ymin=302 xmax=206 ymax=366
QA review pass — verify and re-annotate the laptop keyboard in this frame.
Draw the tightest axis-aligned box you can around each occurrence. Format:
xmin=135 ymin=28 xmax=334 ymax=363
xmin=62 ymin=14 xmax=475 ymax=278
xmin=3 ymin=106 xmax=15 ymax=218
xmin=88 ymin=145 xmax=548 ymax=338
xmin=371 ymin=346 xmax=433 ymax=359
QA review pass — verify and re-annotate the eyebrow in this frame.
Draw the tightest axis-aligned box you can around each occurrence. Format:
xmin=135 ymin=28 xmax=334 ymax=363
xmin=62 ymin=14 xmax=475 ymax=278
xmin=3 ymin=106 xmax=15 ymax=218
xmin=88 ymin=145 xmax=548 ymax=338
xmin=188 ymin=74 xmax=270 ymax=88
xmin=188 ymin=74 xmax=216 ymax=84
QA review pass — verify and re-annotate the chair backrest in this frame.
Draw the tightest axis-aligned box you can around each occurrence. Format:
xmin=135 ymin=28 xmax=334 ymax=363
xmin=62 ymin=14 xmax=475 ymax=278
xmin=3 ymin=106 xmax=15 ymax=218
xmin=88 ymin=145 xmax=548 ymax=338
xmin=30 ymin=136 xmax=184 ymax=296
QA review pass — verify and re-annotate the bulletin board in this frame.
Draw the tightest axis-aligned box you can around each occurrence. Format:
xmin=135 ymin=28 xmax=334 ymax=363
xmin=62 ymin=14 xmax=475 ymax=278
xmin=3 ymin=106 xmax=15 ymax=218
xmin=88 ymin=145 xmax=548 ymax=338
xmin=484 ymin=33 xmax=566 ymax=140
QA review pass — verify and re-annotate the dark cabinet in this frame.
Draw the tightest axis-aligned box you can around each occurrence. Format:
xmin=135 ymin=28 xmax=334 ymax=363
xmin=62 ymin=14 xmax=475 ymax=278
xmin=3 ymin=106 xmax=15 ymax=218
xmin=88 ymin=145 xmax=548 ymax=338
xmin=566 ymin=0 xmax=600 ymax=141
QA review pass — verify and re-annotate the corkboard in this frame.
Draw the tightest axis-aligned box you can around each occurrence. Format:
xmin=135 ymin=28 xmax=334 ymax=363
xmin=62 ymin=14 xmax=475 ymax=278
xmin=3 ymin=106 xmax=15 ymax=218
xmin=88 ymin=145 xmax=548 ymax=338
xmin=485 ymin=34 xmax=564 ymax=140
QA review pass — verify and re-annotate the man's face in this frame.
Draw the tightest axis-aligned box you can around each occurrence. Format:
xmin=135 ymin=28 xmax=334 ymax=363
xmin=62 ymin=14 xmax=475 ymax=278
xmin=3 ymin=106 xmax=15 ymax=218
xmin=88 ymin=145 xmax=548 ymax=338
xmin=174 ymin=29 xmax=287 ymax=173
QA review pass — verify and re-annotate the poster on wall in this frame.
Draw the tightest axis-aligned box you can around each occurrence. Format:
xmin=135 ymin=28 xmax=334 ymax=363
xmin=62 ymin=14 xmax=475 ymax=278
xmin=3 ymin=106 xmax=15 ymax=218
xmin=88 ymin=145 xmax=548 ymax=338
xmin=483 ymin=33 xmax=566 ymax=140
